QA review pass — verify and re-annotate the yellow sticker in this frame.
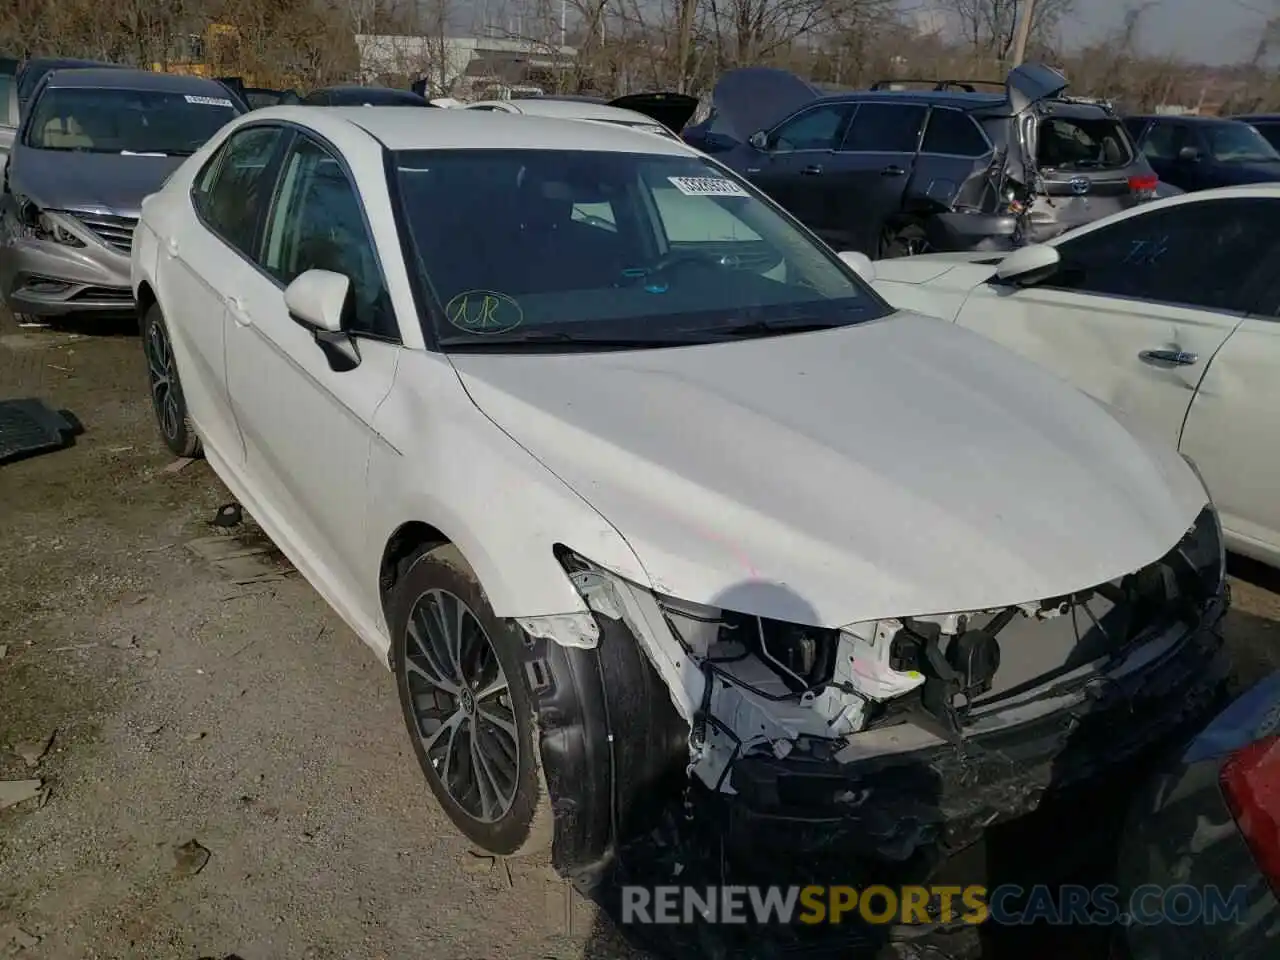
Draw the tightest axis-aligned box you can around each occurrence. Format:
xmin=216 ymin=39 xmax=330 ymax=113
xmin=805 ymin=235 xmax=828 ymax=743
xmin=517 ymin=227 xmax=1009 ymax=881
xmin=444 ymin=290 xmax=523 ymax=335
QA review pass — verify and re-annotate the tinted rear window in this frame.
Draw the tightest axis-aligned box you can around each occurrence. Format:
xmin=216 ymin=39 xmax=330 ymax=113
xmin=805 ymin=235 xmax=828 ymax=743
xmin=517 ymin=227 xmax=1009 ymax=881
xmin=1037 ymin=115 xmax=1133 ymax=170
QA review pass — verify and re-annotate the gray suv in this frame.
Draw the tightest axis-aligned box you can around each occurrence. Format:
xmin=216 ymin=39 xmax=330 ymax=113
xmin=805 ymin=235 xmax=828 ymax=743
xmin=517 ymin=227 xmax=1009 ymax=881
xmin=683 ymin=64 xmax=1160 ymax=257
xmin=0 ymin=68 xmax=242 ymax=323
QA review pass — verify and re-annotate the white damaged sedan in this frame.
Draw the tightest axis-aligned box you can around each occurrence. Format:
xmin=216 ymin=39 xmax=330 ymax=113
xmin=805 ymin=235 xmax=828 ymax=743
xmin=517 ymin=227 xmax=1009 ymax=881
xmin=131 ymin=107 xmax=1228 ymax=876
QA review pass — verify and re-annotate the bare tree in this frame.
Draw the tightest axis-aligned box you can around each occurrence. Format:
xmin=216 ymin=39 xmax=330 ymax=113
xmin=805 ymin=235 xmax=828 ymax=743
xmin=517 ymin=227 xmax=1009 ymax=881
xmin=940 ymin=0 xmax=1074 ymax=63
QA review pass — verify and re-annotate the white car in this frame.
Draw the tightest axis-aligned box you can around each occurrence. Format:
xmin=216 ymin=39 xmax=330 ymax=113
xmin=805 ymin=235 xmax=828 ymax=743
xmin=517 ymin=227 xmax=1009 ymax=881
xmin=131 ymin=107 xmax=1228 ymax=878
xmin=869 ymin=184 xmax=1280 ymax=568
xmin=461 ymin=95 xmax=682 ymax=139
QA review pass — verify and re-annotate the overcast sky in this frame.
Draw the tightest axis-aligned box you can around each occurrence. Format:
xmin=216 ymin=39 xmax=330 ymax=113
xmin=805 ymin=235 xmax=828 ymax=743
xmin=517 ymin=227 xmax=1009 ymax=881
xmin=1055 ymin=0 xmax=1267 ymax=64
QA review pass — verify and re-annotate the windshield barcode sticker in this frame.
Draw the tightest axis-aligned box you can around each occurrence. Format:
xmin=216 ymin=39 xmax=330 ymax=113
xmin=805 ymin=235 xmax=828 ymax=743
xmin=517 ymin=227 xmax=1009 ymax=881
xmin=185 ymin=95 xmax=233 ymax=107
xmin=668 ymin=176 xmax=749 ymax=197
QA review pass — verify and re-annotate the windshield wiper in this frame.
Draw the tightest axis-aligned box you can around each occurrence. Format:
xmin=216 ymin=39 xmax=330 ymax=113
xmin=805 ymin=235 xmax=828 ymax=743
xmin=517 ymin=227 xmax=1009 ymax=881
xmin=710 ymin=317 xmax=849 ymax=338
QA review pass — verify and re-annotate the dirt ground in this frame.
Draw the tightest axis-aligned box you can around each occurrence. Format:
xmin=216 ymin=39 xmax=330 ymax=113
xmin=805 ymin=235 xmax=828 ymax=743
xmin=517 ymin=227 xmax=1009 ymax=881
xmin=2 ymin=307 xmax=1279 ymax=960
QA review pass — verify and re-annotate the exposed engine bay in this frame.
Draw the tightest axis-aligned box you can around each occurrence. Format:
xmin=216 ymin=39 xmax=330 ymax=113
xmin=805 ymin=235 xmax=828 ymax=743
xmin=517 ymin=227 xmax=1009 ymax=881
xmin=546 ymin=504 xmax=1225 ymax=805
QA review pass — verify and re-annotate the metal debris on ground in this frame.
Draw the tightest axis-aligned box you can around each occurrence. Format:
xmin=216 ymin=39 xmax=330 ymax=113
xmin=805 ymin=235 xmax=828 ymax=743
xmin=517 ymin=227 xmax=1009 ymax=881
xmin=212 ymin=503 xmax=243 ymax=528
xmin=172 ymin=839 xmax=211 ymax=877
xmin=161 ymin=457 xmax=195 ymax=474
xmin=0 ymin=924 xmax=41 ymax=950
xmin=0 ymin=779 xmax=42 ymax=810
xmin=13 ymin=731 xmax=55 ymax=768
xmin=0 ymin=399 xmax=82 ymax=464
xmin=186 ymin=529 xmax=295 ymax=584
xmin=0 ymin=644 xmax=7 ymax=659
xmin=461 ymin=851 xmax=496 ymax=875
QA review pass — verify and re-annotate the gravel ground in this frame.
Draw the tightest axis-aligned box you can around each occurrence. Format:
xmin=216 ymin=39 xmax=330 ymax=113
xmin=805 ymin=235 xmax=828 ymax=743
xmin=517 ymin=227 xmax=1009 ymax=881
xmin=1 ymin=308 xmax=1278 ymax=960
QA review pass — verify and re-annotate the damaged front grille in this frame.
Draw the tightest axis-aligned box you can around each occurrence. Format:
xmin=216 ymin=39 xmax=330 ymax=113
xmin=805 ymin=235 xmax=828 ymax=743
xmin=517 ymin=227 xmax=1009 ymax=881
xmin=654 ymin=506 xmax=1225 ymax=805
xmin=76 ymin=213 xmax=138 ymax=254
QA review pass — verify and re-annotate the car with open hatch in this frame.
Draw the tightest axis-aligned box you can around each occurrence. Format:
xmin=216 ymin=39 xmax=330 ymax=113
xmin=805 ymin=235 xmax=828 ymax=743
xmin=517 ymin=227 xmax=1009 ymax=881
xmin=130 ymin=106 xmax=1230 ymax=902
xmin=683 ymin=63 xmax=1159 ymax=257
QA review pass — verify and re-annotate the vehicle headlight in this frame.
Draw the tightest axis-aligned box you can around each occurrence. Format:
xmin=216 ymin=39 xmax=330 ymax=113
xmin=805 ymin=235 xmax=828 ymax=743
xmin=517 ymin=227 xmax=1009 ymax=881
xmin=34 ymin=210 xmax=85 ymax=248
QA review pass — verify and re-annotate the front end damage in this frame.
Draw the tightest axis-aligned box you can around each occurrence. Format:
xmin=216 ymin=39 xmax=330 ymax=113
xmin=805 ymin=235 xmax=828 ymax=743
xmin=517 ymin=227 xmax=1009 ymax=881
xmin=520 ymin=506 xmax=1229 ymax=893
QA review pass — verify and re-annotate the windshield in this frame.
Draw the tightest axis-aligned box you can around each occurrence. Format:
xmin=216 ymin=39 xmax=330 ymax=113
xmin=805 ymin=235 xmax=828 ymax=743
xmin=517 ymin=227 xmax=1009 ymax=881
xmin=1205 ymin=122 xmax=1280 ymax=162
xmin=25 ymin=87 xmax=240 ymax=155
xmin=393 ymin=149 xmax=887 ymax=349
xmin=1037 ymin=115 xmax=1133 ymax=170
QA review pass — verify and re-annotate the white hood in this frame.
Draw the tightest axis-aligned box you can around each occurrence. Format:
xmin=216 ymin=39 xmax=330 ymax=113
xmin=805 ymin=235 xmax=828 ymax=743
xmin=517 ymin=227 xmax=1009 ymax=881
xmin=451 ymin=312 xmax=1207 ymax=628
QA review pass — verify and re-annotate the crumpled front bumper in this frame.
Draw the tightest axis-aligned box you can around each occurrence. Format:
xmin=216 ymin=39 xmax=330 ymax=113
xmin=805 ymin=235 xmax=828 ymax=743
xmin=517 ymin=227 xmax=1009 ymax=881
xmin=0 ymin=220 xmax=133 ymax=318
xmin=720 ymin=592 xmax=1230 ymax=867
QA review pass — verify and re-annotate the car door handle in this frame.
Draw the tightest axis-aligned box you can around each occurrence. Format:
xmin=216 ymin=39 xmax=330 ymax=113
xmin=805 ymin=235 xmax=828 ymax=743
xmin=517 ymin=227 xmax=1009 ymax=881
xmin=880 ymin=165 xmax=906 ymax=176
xmin=1140 ymin=348 xmax=1198 ymax=366
xmin=165 ymin=237 xmax=179 ymax=256
xmin=226 ymin=296 xmax=252 ymax=327
xmin=801 ymin=164 xmax=823 ymax=175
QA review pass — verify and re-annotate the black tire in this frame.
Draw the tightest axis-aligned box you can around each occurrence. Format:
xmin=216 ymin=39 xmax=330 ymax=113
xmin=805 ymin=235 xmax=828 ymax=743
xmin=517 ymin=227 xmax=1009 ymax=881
xmin=390 ymin=544 xmax=552 ymax=856
xmin=141 ymin=303 xmax=202 ymax=458
xmin=879 ymin=220 xmax=929 ymax=259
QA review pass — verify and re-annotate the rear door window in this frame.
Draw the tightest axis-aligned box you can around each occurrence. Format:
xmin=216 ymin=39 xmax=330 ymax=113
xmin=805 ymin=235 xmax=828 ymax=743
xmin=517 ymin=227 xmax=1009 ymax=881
xmin=920 ymin=108 xmax=990 ymax=157
xmin=193 ymin=125 xmax=289 ymax=258
xmin=1037 ymin=115 xmax=1133 ymax=169
xmin=841 ymin=103 xmax=928 ymax=153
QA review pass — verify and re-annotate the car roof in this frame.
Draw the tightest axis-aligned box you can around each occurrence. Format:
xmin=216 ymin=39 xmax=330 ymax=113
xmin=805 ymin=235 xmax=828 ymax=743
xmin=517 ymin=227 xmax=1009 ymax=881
xmin=1232 ymin=113 xmax=1280 ymax=121
xmin=42 ymin=68 xmax=236 ymax=96
xmin=307 ymin=85 xmax=428 ymax=104
xmin=1127 ymin=114 xmax=1241 ymax=124
xmin=826 ymin=90 xmax=1006 ymax=110
xmin=478 ymin=99 xmax=663 ymax=124
xmin=249 ymin=106 xmax=698 ymax=154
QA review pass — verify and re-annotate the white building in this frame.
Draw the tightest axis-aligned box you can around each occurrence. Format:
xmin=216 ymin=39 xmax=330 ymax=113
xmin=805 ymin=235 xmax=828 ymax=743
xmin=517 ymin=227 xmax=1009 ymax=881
xmin=356 ymin=34 xmax=577 ymax=97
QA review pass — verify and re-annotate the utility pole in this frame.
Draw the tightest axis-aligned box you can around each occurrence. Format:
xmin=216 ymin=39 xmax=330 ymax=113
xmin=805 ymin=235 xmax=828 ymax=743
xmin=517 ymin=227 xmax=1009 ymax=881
xmin=1010 ymin=0 xmax=1037 ymax=66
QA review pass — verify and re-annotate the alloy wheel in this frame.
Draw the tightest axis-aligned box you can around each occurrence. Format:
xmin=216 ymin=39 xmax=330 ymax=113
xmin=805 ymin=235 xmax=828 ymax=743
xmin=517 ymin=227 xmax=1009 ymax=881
xmin=145 ymin=319 xmax=181 ymax=441
xmin=401 ymin=589 xmax=520 ymax=823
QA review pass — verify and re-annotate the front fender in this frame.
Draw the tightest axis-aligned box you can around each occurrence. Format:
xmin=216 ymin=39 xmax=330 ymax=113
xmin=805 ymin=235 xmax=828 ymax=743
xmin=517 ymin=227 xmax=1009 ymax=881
xmin=366 ymin=350 xmax=651 ymax=626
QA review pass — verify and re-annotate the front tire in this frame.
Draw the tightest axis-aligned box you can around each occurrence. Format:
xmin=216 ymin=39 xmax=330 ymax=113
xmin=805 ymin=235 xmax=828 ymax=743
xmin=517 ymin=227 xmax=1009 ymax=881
xmin=141 ymin=303 xmax=202 ymax=458
xmin=390 ymin=544 xmax=552 ymax=856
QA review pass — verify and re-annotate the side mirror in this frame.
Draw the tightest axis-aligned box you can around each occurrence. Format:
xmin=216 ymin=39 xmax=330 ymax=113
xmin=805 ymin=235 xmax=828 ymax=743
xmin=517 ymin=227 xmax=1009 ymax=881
xmin=748 ymin=130 xmax=769 ymax=151
xmin=1177 ymin=145 xmax=1201 ymax=163
xmin=838 ymin=250 xmax=876 ymax=282
xmin=283 ymin=269 xmax=361 ymax=371
xmin=994 ymin=243 xmax=1060 ymax=286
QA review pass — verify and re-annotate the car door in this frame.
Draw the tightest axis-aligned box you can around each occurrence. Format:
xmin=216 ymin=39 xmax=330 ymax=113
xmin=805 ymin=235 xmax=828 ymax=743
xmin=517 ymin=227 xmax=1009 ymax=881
xmin=952 ymin=197 xmax=1276 ymax=448
xmin=163 ymin=123 xmax=291 ymax=467
xmin=825 ymin=101 xmax=929 ymax=255
xmin=1180 ymin=231 xmax=1280 ymax=564
xmin=743 ymin=101 xmax=854 ymax=238
xmin=223 ymin=131 xmax=400 ymax=592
